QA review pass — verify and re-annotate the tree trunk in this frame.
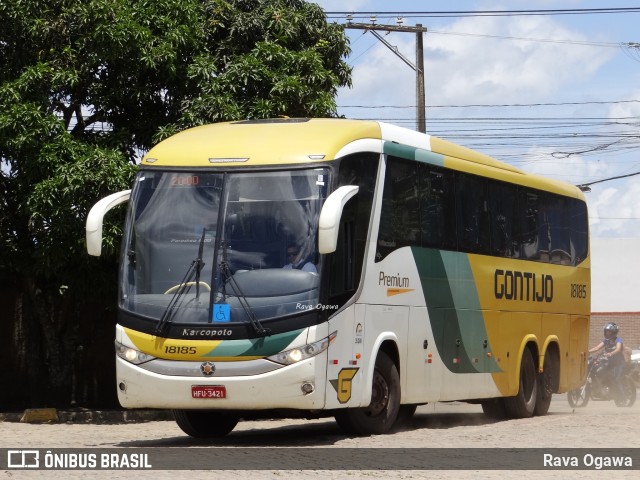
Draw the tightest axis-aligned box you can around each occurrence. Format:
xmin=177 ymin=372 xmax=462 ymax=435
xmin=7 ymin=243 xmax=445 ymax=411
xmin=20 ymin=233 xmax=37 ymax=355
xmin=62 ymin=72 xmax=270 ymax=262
xmin=21 ymin=275 xmax=76 ymax=407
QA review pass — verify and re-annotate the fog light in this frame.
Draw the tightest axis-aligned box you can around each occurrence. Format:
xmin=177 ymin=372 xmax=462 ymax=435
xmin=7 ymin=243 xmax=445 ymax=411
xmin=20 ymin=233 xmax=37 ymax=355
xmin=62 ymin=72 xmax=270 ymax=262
xmin=301 ymin=382 xmax=314 ymax=394
xmin=119 ymin=382 xmax=127 ymax=392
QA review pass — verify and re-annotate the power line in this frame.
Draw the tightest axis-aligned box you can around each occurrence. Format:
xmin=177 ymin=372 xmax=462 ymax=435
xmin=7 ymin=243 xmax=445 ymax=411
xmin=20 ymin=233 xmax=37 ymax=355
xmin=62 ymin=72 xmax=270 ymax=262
xmin=338 ymin=99 xmax=640 ymax=109
xmin=426 ymin=29 xmax=621 ymax=48
xmin=326 ymin=8 xmax=640 ymax=19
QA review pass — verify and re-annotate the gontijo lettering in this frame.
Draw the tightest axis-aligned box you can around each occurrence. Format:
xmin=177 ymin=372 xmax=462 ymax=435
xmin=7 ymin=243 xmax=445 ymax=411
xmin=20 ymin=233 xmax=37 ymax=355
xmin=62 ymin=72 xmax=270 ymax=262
xmin=494 ymin=269 xmax=553 ymax=302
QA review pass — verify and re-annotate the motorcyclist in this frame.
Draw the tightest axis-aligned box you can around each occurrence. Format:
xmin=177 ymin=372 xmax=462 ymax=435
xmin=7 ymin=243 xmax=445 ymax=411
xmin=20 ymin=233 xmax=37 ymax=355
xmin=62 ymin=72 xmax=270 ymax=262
xmin=588 ymin=322 xmax=625 ymax=401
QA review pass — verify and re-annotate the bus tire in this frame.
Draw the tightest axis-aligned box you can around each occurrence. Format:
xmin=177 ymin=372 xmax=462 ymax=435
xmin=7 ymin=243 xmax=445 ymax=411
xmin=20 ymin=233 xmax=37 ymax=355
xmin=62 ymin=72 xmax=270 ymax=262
xmin=481 ymin=398 xmax=508 ymax=420
xmin=503 ymin=347 xmax=537 ymax=418
xmin=395 ymin=404 xmax=418 ymax=427
xmin=534 ymin=348 xmax=558 ymax=416
xmin=172 ymin=409 xmax=239 ymax=438
xmin=334 ymin=351 xmax=400 ymax=435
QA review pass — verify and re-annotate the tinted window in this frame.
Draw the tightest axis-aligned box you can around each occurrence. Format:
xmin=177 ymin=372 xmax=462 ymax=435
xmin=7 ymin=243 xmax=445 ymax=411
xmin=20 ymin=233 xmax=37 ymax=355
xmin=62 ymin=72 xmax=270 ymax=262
xmin=377 ymin=157 xmax=420 ymax=260
xmin=376 ymin=154 xmax=588 ymax=266
xmin=455 ymin=173 xmax=490 ymax=253
xmin=419 ymin=165 xmax=456 ymax=250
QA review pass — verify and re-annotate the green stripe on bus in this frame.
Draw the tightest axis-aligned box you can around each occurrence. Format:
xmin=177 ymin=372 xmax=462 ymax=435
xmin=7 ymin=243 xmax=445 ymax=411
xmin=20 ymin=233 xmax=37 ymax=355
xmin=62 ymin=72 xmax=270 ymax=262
xmin=383 ymin=141 xmax=444 ymax=167
xmin=203 ymin=329 xmax=304 ymax=358
xmin=412 ymin=247 xmax=501 ymax=374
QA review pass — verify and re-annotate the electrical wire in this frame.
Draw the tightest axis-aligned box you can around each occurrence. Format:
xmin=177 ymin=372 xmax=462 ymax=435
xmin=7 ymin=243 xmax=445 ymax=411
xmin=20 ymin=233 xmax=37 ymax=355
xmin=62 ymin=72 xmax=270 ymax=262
xmin=326 ymin=7 xmax=640 ymax=20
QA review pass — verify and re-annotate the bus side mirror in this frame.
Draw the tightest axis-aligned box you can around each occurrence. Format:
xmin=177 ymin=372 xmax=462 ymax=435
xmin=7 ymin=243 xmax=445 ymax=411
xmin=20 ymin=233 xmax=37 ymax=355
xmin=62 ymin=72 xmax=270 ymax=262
xmin=86 ymin=190 xmax=131 ymax=256
xmin=318 ymin=185 xmax=359 ymax=254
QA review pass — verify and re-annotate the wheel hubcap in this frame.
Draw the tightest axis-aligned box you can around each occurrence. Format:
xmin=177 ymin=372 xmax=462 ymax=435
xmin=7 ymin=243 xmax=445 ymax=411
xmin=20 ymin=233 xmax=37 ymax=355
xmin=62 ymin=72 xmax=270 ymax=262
xmin=366 ymin=370 xmax=389 ymax=416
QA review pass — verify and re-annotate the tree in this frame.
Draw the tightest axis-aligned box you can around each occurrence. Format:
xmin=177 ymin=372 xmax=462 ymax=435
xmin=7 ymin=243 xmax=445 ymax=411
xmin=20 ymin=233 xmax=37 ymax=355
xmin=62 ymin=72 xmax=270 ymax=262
xmin=0 ymin=0 xmax=351 ymax=407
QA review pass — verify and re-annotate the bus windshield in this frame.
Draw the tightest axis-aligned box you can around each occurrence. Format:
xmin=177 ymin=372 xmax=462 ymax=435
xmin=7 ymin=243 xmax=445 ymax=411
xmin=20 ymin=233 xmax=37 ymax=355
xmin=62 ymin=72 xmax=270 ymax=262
xmin=120 ymin=168 xmax=328 ymax=328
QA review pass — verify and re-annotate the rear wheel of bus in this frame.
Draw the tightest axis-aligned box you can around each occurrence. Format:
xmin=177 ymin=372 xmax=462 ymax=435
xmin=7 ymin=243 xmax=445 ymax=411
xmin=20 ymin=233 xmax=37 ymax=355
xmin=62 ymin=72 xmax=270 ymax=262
xmin=334 ymin=351 xmax=400 ymax=435
xmin=173 ymin=410 xmax=239 ymax=438
xmin=534 ymin=347 xmax=559 ymax=416
xmin=503 ymin=347 xmax=538 ymax=418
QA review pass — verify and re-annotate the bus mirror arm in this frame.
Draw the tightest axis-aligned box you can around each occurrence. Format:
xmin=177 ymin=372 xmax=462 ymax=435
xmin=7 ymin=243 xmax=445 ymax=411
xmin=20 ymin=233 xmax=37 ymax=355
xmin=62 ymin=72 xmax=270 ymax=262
xmin=86 ymin=190 xmax=131 ymax=256
xmin=318 ymin=185 xmax=359 ymax=254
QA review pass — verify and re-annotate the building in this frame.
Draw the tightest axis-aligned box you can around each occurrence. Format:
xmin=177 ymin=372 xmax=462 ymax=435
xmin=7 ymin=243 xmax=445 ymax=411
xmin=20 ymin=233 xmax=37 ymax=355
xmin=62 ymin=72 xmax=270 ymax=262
xmin=590 ymin=237 xmax=640 ymax=349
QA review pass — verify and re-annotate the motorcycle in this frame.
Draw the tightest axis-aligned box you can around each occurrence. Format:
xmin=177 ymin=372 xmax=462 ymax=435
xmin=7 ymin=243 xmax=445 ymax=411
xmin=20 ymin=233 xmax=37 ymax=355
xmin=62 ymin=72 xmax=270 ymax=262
xmin=567 ymin=354 xmax=636 ymax=408
xmin=630 ymin=348 xmax=640 ymax=389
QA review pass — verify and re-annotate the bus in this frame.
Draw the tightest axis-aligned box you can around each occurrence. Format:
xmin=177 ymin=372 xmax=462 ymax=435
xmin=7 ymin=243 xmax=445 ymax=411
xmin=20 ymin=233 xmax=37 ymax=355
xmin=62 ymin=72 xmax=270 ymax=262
xmin=86 ymin=118 xmax=590 ymax=437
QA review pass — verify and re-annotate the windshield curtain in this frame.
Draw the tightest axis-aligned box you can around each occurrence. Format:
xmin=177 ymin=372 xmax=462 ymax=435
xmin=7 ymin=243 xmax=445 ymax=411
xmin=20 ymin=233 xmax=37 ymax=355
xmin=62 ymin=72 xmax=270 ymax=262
xmin=120 ymin=169 xmax=328 ymax=326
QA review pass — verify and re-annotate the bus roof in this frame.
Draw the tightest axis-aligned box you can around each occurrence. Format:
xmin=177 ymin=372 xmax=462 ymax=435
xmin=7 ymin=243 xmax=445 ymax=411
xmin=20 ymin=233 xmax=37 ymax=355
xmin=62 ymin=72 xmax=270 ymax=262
xmin=142 ymin=118 xmax=382 ymax=167
xmin=141 ymin=118 xmax=583 ymax=199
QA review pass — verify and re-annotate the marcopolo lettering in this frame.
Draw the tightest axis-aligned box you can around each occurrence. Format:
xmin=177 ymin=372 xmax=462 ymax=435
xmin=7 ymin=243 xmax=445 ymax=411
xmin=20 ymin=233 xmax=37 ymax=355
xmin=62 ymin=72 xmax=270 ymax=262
xmin=182 ymin=328 xmax=233 ymax=337
xmin=494 ymin=269 xmax=553 ymax=302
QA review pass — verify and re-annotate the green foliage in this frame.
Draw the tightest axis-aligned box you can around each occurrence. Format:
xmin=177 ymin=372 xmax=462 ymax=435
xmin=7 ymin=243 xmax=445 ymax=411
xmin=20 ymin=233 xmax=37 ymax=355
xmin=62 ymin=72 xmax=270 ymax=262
xmin=1 ymin=0 xmax=350 ymax=283
xmin=0 ymin=0 xmax=351 ymax=406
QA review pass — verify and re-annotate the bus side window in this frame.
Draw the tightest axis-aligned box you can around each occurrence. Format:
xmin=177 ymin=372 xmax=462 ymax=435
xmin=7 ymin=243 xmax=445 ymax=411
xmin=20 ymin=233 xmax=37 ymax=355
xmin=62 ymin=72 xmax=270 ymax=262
xmin=419 ymin=164 xmax=456 ymax=250
xmin=488 ymin=181 xmax=517 ymax=258
xmin=547 ymin=196 xmax=572 ymax=264
xmin=377 ymin=156 xmax=419 ymax=260
xmin=455 ymin=173 xmax=490 ymax=254
xmin=515 ymin=189 xmax=541 ymax=260
xmin=569 ymin=199 xmax=589 ymax=264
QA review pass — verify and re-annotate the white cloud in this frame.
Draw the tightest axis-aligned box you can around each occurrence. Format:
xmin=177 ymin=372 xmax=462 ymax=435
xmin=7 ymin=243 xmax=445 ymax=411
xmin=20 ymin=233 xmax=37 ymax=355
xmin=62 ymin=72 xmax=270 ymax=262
xmin=338 ymin=13 xmax=616 ymax=120
xmin=589 ymin=180 xmax=640 ymax=237
xmin=609 ymin=90 xmax=640 ymax=118
xmin=426 ymin=15 xmax=614 ymax=105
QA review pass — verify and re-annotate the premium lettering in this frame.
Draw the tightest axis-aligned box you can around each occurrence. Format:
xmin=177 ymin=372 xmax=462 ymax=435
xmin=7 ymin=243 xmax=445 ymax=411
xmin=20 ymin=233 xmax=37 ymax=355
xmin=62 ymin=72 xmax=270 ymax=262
xmin=494 ymin=269 xmax=553 ymax=302
xmin=378 ymin=271 xmax=410 ymax=288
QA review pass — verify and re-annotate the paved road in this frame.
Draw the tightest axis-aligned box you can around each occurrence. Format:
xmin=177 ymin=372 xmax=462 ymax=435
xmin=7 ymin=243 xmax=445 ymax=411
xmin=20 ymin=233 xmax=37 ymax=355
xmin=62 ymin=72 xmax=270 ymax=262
xmin=2 ymin=395 xmax=639 ymax=479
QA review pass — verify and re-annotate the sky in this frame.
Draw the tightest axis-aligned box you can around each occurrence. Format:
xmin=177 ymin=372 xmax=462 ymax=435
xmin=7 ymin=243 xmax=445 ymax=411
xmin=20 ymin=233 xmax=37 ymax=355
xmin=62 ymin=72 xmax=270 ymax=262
xmin=313 ymin=0 xmax=640 ymax=239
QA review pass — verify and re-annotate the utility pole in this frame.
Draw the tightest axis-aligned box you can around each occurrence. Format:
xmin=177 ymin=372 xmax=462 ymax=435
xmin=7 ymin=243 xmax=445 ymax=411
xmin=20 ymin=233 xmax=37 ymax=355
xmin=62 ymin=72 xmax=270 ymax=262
xmin=344 ymin=17 xmax=427 ymax=133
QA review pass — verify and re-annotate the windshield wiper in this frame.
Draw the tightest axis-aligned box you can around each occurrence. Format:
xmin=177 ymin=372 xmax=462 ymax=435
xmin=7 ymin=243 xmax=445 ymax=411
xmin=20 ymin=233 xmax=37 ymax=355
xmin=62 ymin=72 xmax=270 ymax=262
xmin=155 ymin=229 xmax=207 ymax=335
xmin=219 ymin=260 xmax=270 ymax=337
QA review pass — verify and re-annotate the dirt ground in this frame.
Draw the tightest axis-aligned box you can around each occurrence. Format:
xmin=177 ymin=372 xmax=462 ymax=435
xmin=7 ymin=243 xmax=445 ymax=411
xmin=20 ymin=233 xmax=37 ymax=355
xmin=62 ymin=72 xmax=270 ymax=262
xmin=2 ymin=394 xmax=639 ymax=479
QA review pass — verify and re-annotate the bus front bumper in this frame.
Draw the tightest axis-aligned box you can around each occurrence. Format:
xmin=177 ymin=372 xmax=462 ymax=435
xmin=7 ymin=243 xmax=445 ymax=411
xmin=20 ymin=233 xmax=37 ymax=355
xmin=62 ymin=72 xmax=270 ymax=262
xmin=115 ymin=354 xmax=328 ymax=410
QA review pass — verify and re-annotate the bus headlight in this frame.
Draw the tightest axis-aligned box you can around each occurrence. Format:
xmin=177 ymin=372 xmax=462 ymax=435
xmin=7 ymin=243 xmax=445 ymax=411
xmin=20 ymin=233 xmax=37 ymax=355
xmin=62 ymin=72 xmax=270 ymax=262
xmin=267 ymin=332 xmax=337 ymax=365
xmin=115 ymin=340 xmax=155 ymax=365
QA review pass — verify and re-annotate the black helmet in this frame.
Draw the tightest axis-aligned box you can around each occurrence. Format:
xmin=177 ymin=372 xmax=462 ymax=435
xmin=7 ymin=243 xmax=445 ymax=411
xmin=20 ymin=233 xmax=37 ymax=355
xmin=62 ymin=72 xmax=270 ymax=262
xmin=604 ymin=322 xmax=619 ymax=337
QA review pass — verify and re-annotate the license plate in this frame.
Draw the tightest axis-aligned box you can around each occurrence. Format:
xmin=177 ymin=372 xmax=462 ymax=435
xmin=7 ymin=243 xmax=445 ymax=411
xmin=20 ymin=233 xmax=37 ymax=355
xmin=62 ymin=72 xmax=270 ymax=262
xmin=191 ymin=385 xmax=226 ymax=399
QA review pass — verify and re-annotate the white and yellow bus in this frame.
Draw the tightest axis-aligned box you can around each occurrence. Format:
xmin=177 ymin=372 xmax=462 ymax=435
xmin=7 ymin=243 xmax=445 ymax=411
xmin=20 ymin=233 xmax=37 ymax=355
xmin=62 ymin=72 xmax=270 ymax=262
xmin=86 ymin=118 xmax=590 ymax=437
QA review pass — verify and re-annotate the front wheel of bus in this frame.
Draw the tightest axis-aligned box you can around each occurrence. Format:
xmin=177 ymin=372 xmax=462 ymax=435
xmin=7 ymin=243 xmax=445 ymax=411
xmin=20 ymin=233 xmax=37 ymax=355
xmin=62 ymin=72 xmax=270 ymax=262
xmin=172 ymin=410 xmax=239 ymax=438
xmin=334 ymin=351 xmax=400 ymax=435
xmin=503 ymin=347 xmax=537 ymax=418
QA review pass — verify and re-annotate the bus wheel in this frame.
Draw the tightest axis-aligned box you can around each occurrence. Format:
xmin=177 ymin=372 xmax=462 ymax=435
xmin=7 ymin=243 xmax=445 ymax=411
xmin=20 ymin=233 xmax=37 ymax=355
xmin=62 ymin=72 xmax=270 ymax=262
xmin=481 ymin=398 xmax=508 ymax=420
xmin=172 ymin=410 xmax=239 ymax=438
xmin=503 ymin=347 xmax=537 ymax=418
xmin=334 ymin=351 xmax=400 ymax=435
xmin=395 ymin=404 xmax=418 ymax=427
xmin=534 ymin=348 xmax=558 ymax=416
